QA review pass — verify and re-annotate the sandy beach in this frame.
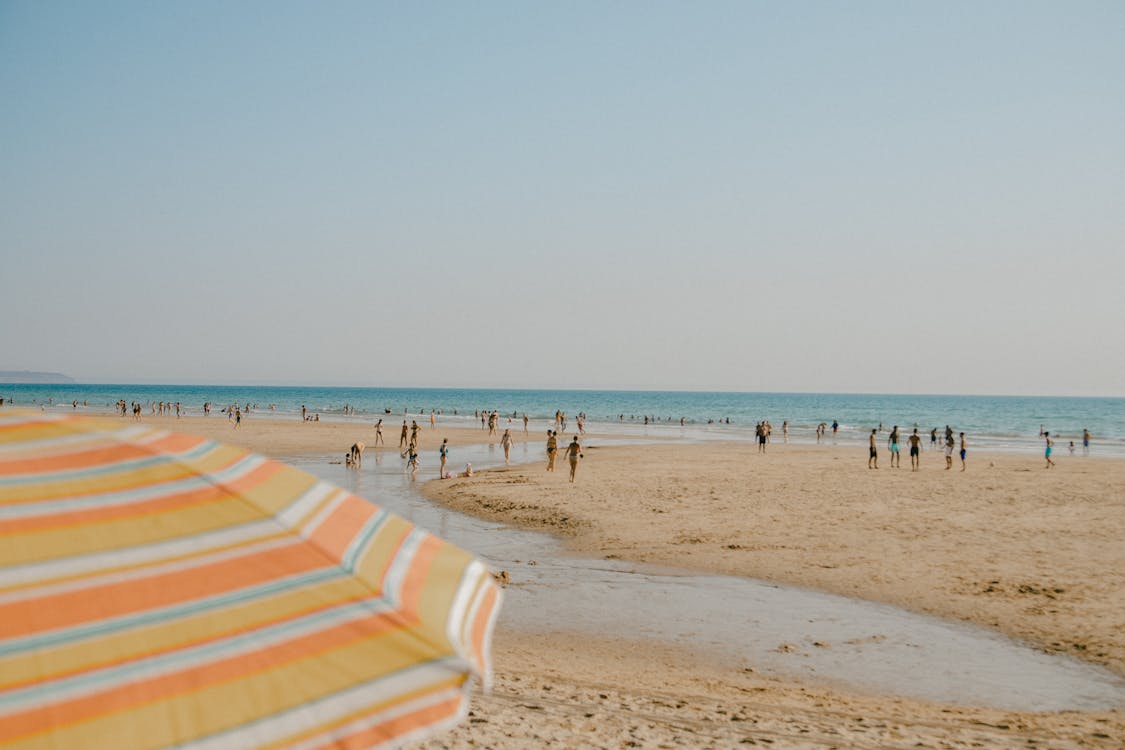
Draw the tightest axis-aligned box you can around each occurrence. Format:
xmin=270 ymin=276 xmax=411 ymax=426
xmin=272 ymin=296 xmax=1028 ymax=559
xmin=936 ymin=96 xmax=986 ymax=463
xmin=142 ymin=416 xmax=1125 ymax=747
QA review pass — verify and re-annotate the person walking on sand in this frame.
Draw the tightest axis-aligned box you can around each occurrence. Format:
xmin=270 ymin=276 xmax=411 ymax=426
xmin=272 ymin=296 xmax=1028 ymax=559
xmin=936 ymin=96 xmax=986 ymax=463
xmin=945 ymin=432 xmax=955 ymax=469
xmin=234 ymin=407 xmax=242 ymax=429
xmin=908 ymin=428 xmax=922 ymax=471
xmin=959 ymin=432 xmax=967 ymax=471
xmin=374 ymin=419 xmax=384 ymax=446
xmin=1044 ymin=432 xmax=1055 ymax=468
xmin=501 ymin=429 xmax=514 ymax=464
xmin=439 ymin=438 xmax=448 ymax=477
xmin=399 ymin=421 xmax=408 ymax=449
xmin=546 ymin=430 xmax=558 ymax=472
xmin=868 ymin=429 xmax=878 ymax=469
xmin=564 ymin=435 xmax=583 ymax=482
xmin=888 ymin=425 xmax=901 ymax=468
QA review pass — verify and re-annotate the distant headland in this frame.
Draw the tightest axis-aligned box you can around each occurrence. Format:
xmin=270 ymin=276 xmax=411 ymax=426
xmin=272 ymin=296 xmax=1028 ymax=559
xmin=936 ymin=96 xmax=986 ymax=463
xmin=0 ymin=371 xmax=76 ymax=384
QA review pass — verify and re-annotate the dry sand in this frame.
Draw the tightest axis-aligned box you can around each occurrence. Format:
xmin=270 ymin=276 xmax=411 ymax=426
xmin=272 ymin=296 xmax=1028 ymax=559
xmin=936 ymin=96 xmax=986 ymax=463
xmin=141 ymin=416 xmax=1125 ymax=746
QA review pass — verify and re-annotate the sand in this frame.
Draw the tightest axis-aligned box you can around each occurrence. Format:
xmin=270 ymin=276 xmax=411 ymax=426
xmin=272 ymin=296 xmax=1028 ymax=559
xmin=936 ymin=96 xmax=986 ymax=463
xmin=419 ymin=440 xmax=1125 ymax=748
xmin=137 ymin=416 xmax=1125 ymax=747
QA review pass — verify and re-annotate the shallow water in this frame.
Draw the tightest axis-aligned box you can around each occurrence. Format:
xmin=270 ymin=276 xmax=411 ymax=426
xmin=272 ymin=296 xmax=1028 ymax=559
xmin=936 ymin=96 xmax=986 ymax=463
xmin=297 ymin=443 xmax=1125 ymax=712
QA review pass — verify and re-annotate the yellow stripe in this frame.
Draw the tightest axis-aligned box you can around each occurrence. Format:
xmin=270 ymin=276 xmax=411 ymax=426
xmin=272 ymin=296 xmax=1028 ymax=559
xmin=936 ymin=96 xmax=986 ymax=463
xmin=0 ymin=444 xmax=248 ymax=504
xmin=1 ymin=497 xmax=265 ymax=566
xmin=0 ymin=575 xmax=369 ymax=689
xmin=5 ymin=624 xmax=462 ymax=750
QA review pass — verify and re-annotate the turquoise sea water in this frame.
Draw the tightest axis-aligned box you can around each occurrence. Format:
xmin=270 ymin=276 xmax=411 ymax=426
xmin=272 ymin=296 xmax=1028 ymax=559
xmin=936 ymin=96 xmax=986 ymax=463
xmin=4 ymin=384 xmax=1122 ymax=456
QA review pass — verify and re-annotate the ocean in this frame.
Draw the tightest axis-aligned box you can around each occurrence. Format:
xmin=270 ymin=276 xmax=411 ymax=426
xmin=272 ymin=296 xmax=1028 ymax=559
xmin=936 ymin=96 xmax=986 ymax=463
xmin=2 ymin=384 xmax=1121 ymax=456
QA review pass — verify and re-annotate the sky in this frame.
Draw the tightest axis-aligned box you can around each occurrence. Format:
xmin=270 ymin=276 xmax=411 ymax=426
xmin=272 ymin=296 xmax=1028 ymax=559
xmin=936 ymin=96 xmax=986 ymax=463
xmin=2 ymin=1 xmax=1123 ymax=396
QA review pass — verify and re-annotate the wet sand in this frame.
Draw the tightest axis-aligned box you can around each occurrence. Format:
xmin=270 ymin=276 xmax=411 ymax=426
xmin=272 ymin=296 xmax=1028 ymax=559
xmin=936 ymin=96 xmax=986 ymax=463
xmin=142 ymin=416 xmax=1125 ymax=746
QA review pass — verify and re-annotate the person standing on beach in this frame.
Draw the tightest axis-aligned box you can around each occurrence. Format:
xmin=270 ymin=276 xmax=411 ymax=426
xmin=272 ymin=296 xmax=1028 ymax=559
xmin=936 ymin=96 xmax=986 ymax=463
xmin=430 ymin=410 xmax=436 ymax=429
xmin=868 ymin=429 xmax=878 ymax=469
xmin=564 ymin=435 xmax=583 ymax=482
xmin=374 ymin=419 xmax=384 ymax=446
xmin=301 ymin=405 xmax=306 ymax=421
xmin=782 ymin=421 xmax=789 ymax=443
xmin=546 ymin=430 xmax=558 ymax=472
xmin=887 ymin=426 xmax=901 ymax=468
xmin=959 ymin=432 xmax=967 ymax=471
xmin=399 ymin=422 xmax=409 ymax=449
xmin=908 ymin=429 xmax=922 ymax=471
xmin=1083 ymin=428 xmax=1091 ymax=456
xmin=1044 ymin=432 xmax=1055 ymax=468
xmin=523 ymin=414 xmax=529 ymax=433
xmin=930 ymin=428 xmax=937 ymax=449
xmin=234 ymin=407 xmax=241 ymax=429
xmin=832 ymin=420 xmax=839 ymax=441
xmin=945 ymin=432 xmax=955 ymax=469
xmin=439 ymin=438 xmax=448 ymax=477
xmin=501 ymin=429 xmax=514 ymax=464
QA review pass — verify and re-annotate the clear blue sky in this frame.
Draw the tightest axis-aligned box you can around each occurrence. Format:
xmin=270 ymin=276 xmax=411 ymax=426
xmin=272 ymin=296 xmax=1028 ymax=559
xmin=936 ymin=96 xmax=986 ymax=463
xmin=2 ymin=1 xmax=1123 ymax=395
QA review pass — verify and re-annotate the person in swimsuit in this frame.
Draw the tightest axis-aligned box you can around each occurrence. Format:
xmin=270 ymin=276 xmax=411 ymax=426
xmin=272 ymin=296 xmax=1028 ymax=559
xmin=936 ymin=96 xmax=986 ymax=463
xmin=868 ymin=429 xmax=878 ymax=469
xmin=501 ymin=429 xmax=513 ymax=464
xmin=959 ymin=432 xmax=967 ymax=471
xmin=888 ymin=426 xmax=901 ymax=468
xmin=439 ymin=438 xmax=448 ymax=477
xmin=930 ymin=428 xmax=937 ymax=448
xmin=782 ymin=421 xmax=789 ymax=443
xmin=546 ymin=430 xmax=558 ymax=472
xmin=399 ymin=421 xmax=408 ymax=449
xmin=1044 ymin=432 xmax=1055 ymax=468
xmin=1082 ymin=428 xmax=1090 ymax=456
xmin=564 ymin=436 xmax=583 ymax=482
xmin=374 ymin=419 xmax=384 ymax=446
xmin=945 ymin=433 xmax=955 ymax=469
xmin=908 ymin=428 xmax=922 ymax=471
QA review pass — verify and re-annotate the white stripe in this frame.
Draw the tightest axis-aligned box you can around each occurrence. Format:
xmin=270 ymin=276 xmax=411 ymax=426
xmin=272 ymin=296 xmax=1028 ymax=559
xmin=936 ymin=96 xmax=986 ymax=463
xmin=298 ymin=487 xmax=348 ymax=537
xmin=179 ymin=661 xmax=469 ymax=750
xmin=382 ymin=529 xmax=426 ymax=608
xmin=0 ymin=452 xmax=261 ymax=521
xmin=276 ymin=481 xmax=337 ymax=529
xmin=286 ymin=685 xmax=468 ymax=750
xmin=445 ymin=561 xmax=484 ymax=664
xmin=0 ymin=535 xmax=299 ymax=606
xmin=0 ymin=518 xmax=283 ymax=589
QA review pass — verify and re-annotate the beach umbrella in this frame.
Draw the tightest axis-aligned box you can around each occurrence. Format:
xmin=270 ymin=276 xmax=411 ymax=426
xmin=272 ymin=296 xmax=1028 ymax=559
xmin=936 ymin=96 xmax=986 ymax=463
xmin=0 ymin=411 xmax=500 ymax=749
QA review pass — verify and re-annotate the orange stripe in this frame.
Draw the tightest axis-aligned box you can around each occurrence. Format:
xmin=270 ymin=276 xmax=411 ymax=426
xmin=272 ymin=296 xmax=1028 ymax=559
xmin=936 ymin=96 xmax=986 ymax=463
xmin=471 ymin=586 xmax=499 ymax=669
xmin=313 ymin=694 xmax=464 ymax=750
xmin=0 ymin=541 xmax=327 ymax=638
xmin=399 ymin=536 xmax=443 ymax=615
xmin=0 ymin=433 xmax=208 ymax=476
xmin=0 ymin=609 xmax=414 ymax=743
xmin=307 ymin=495 xmax=378 ymax=560
xmin=0 ymin=457 xmax=275 ymax=534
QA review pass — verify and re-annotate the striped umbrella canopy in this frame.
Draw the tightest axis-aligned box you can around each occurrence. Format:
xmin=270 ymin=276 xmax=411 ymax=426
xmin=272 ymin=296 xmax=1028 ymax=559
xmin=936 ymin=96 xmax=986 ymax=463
xmin=0 ymin=411 xmax=500 ymax=749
